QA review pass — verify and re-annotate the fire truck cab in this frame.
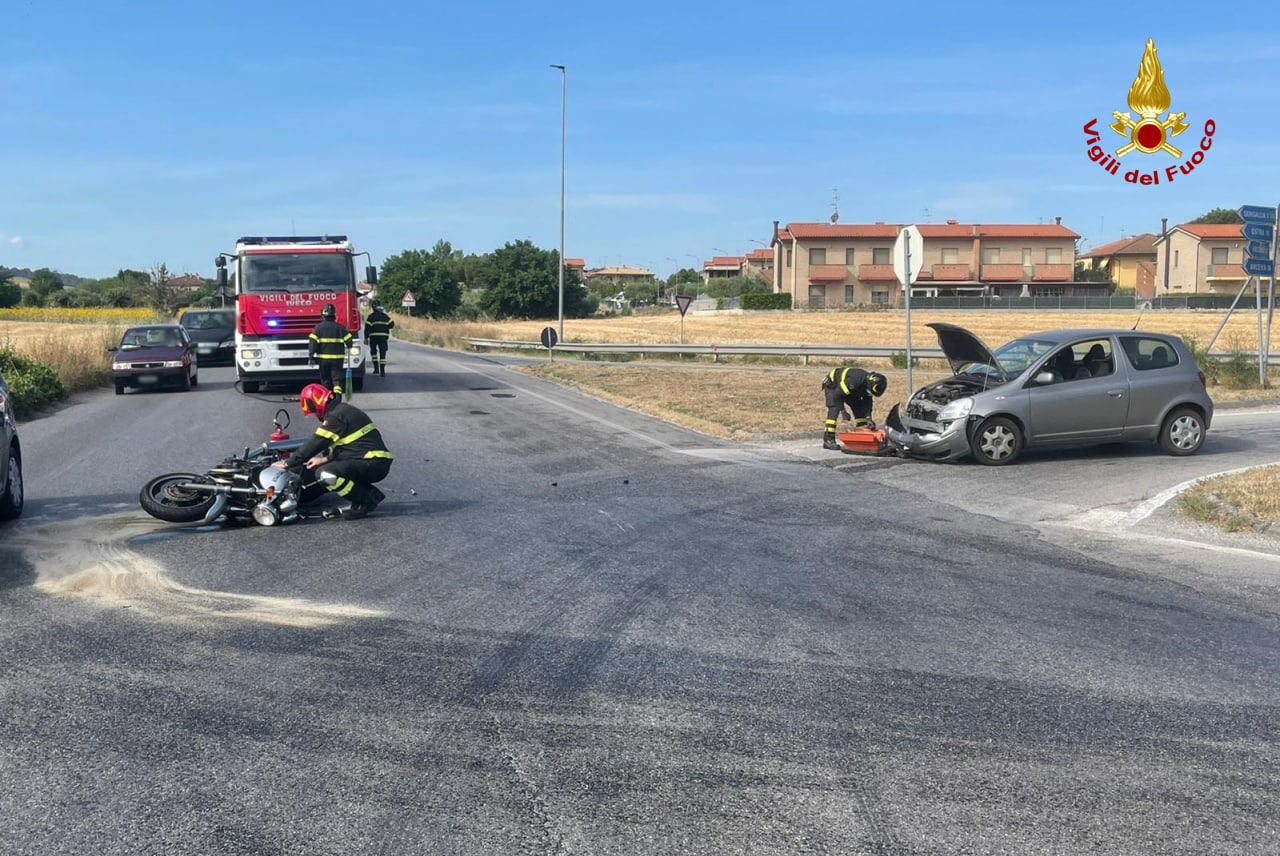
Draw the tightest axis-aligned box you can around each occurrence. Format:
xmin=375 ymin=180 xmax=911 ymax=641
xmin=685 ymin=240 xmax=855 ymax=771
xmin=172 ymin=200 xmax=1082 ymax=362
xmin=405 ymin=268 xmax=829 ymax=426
xmin=216 ymin=236 xmax=377 ymax=394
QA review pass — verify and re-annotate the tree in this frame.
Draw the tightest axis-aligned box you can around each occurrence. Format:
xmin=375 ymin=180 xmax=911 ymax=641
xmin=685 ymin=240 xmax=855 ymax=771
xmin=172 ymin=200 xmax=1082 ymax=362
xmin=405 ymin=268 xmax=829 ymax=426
xmin=1074 ymin=262 xmax=1113 ymax=283
xmin=0 ymin=272 xmax=19 ymax=308
xmin=28 ymin=268 xmax=65 ymax=302
xmin=1190 ymin=208 xmax=1243 ymax=225
xmin=140 ymin=263 xmax=183 ymax=316
xmin=379 ymin=241 xmax=464 ymax=317
xmin=478 ymin=240 xmax=589 ymax=320
xmin=666 ymin=268 xmax=703 ymax=293
xmin=704 ymin=275 xmax=773 ymax=299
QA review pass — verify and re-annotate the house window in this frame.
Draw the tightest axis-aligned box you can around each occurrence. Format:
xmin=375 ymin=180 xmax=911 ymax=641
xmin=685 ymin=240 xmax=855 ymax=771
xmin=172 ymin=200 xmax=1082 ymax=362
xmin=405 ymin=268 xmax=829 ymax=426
xmin=1045 ymin=247 xmax=1062 ymax=264
xmin=845 ymin=284 xmax=854 ymax=302
xmin=1022 ymin=248 xmax=1032 ymax=265
xmin=845 ymin=248 xmax=855 ymax=265
xmin=871 ymin=289 xmax=889 ymax=307
xmin=1039 ymin=286 xmax=1064 ymax=297
xmin=941 ymin=247 xmax=958 ymax=264
xmin=786 ymin=248 xmax=793 ymax=267
xmin=1211 ymin=247 xmax=1228 ymax=264
xmin=872 ymin=248 xmax=890 ymax=265
xmin=982 ymin=248 xmax=1000 ymax=264
xmin=809 ymin=248 xmax=826 ymax=265
xmin=1174 ymin=250 xmax=1179 ymax=268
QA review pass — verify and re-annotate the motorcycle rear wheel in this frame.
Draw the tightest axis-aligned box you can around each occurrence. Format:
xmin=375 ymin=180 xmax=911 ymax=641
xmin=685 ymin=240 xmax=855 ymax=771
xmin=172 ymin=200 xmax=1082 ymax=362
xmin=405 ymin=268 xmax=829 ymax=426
xmin=139 ymin=473 xmax=220 ymax=523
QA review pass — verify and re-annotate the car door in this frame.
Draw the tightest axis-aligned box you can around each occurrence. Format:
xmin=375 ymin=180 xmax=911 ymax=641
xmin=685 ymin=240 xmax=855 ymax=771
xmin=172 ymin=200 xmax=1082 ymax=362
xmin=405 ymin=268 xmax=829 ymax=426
xmin=1024 ymin=337 xmax=1129 ymax=444
xmin=1117 ymin=334 xmax=1182 ymax=437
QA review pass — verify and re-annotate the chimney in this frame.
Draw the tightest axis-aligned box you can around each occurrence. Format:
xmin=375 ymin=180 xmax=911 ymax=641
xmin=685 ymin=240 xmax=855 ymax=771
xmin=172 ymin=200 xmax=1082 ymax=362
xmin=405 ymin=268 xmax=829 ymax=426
xmin=1055 ymin=216 xmax=1062 ymax=225
xmin=946 ymin=219 xmax=958 ymax=225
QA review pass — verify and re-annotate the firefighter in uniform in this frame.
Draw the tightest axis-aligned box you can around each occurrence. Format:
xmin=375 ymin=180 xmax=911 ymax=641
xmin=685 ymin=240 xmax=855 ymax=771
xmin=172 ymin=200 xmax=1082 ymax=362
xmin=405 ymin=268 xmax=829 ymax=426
xmin=273 ymin=383 xmax=393 ymax=519
xmin=309 ymin=303 xmax=352 ymax=398
xmin=822 ymin=367 xmax=888 ymax=450
xmin=364 ymin=302 xmax=395 ymax=376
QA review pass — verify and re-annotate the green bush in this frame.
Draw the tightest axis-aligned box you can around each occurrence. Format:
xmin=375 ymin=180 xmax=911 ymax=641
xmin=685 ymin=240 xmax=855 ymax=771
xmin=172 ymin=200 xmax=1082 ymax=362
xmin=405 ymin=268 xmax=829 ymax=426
xmin=741 ymin=293 xmax=792 ymax=310
xmin=0 ymin=346 xmax=68 ymax=417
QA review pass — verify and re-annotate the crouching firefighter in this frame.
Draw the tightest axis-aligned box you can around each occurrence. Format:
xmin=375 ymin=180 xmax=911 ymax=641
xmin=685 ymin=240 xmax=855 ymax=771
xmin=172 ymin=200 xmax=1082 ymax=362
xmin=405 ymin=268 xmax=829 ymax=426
xmin=821 ymin=367 xmax=888 ymax=450
xmin=273 ymin=383 xmax=393 ymax=519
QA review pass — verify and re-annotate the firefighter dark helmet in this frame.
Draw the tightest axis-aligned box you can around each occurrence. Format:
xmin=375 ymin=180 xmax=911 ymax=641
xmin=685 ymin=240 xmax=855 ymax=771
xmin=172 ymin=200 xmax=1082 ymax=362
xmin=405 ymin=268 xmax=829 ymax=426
xmin=321 ymin=303 xmax=336 ymax=320
xmin=866 ymin=371 xmax=888 ymax=397
xmin=372 ymin=303 xmax=384 ymax=312
xmin=300 ymin=383 xmax=333 ymax=419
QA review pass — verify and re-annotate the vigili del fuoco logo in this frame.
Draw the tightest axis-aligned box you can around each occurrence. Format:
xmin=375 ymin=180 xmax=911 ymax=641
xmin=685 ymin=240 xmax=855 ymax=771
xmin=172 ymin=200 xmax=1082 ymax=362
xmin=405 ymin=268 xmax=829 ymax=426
xmin=1083 ymin=38 xmax=1216 ymax=186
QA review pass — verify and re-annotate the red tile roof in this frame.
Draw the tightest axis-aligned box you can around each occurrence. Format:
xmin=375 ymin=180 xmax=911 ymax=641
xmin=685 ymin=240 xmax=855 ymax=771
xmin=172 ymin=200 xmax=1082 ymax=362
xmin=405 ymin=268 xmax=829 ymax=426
xmin=708 ymin=256 xmax=744 ymax=266
xmin=745 ymin=248 xmax=774 ymax=261
xmin=1175 ymin=224 xmax=1245 ymax=239
xmin=1081 ymin=234 xmax=1158 ymax=258
xmin=780 ymin=221 xmax=1080 ymax=240
xmin=565 ymin=258 xmax=585 ymax=268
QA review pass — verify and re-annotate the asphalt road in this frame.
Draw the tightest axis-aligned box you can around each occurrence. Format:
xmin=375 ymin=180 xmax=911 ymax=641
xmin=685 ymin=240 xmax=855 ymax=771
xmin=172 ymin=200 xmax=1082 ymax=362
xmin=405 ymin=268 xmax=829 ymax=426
xmin=2 ymin=342 xmax=1279 ymax=855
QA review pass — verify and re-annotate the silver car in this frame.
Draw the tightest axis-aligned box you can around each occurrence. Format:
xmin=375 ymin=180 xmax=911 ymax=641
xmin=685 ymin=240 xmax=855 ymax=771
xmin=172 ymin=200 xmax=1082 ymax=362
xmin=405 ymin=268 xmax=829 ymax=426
xmin=886 ymin=323 xmax=1214 ymax=465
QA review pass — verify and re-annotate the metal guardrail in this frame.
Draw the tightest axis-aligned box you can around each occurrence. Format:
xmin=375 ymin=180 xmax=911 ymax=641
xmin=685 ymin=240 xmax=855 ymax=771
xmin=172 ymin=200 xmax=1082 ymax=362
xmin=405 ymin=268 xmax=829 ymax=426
xmin=467 ymin=338 xmax=1280 ymax=366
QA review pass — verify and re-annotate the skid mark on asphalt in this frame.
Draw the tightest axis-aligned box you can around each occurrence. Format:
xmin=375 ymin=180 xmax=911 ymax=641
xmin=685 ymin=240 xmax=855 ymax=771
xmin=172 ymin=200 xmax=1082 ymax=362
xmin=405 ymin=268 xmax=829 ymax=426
xmin=12 ymin=513 xmax=388 ymax=627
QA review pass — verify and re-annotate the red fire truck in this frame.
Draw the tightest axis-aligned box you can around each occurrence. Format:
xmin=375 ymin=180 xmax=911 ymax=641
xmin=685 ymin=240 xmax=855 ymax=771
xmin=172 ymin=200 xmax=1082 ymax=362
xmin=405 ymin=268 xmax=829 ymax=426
xmin=215 ymin=235 xmax=377 ymax=394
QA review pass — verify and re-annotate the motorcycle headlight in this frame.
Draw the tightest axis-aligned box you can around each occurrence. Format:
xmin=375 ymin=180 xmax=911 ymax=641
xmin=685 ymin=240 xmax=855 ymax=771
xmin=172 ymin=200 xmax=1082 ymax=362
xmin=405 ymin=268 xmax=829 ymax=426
xmin=252 ymin=502 xmax=280 ymax=526
xmin=937 ymin=397 xmax=974 ymax=423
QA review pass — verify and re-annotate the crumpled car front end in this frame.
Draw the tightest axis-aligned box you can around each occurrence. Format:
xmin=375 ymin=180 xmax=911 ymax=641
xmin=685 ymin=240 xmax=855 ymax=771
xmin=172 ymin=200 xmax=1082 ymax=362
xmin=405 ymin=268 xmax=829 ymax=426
xmin=884 ymin=400 xmax=974 ymax=461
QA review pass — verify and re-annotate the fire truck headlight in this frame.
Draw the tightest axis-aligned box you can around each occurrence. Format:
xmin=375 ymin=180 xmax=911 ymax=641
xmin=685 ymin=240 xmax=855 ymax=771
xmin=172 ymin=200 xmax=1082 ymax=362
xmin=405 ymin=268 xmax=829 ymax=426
xmin=240 ymin=348 xmax=263 ymax=360
xmin=266 ymin=318 xmax=280 ymax=329
xmin=348 ymin=346 xmax=361 ymax=356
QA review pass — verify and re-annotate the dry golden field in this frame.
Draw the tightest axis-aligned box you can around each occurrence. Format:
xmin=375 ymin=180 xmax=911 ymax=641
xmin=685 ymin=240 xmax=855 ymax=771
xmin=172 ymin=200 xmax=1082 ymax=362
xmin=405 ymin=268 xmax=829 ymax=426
xmin=431 ymin=308 xmax=1274 ymax=351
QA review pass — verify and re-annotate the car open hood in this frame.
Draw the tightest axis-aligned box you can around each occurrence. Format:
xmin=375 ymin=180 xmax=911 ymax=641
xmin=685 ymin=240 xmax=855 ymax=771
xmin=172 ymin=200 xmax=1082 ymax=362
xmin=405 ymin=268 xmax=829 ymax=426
xmin=926 ymin=322 xmax=1002 ymax=375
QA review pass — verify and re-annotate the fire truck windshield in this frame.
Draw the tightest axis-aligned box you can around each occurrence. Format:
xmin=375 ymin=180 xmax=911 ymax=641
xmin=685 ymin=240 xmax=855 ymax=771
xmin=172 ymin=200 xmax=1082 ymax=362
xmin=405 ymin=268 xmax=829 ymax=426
xmin=240 ymin=253 xmax=354 ymax=294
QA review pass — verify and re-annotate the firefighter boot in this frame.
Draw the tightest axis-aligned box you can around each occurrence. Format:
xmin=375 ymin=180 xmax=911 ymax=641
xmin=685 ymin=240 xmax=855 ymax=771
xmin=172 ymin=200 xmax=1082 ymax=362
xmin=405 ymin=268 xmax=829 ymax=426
xmin=823 ymin=434 xmax=840 ymax=451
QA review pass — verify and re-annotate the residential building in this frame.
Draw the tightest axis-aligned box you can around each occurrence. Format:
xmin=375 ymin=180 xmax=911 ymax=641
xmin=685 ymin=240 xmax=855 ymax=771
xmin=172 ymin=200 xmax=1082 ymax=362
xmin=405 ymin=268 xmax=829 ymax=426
xmin=564 ymin=258 xmax=586 ymax=277
xmin=166 ymin=273 xmax=206 ymax=294
xmin=1152 ymin=223 xmax=1254 ymax=296
xmin=743 ymin=248 xmax=774 ymax=280
xmin=771 ymin=219 xmax=1084 ymax=309
xmin=1079 ymin=233 xmax=1158 ymax=290
xmin=583 ymin=266 xmax=655 ymax=288
xmin=703 ymin=256 xmax=744 ymax=281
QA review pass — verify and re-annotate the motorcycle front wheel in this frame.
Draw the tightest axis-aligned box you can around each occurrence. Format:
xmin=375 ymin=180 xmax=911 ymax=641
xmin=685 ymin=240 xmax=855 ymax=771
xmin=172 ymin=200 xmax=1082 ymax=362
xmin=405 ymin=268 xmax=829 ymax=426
xmin=139 ymin=473 xmax=220 ymax=523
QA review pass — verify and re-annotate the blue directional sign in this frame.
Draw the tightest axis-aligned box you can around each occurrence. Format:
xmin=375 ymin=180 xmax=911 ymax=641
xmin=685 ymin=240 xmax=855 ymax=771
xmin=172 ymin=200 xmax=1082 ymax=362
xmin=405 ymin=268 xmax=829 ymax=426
xmin=1246 ymin=240 xmax=1273 ymax=259
xmin=1244 ymin=257 xmax=1275 ymax=277
xmin=1243 ymin=223 xmax=1274 ymax=242
xmin=1238 ymin=205 xmax=1277 ymax=224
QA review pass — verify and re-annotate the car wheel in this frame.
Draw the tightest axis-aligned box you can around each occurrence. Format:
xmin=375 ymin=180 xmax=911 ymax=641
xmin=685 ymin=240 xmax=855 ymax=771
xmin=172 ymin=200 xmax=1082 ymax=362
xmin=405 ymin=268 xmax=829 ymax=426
xmin=970 ymin=416 xmax=1023 ymax=466
xmin=1159 ymin=407 xmax=1205 ymax=456
xmin=0 ymin=443 xmax=23 ymax=520
xmin=179 ymin=370 xmax=192 ymax=392
xmin=114 ymin=382 xmax=125 ymax=395
xmin=191 ymin=367 xmax=198 ymax=388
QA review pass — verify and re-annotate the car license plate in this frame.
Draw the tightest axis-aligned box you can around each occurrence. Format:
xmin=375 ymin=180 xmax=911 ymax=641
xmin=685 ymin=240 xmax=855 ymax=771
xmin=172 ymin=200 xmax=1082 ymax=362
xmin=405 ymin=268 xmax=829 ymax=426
xmin=138 ymin=375 xmax=159 ymax=385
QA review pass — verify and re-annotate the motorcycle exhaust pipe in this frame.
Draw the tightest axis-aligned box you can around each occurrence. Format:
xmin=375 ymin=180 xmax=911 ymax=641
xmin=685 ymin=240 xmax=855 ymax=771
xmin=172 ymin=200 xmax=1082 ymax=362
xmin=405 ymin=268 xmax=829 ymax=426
xmin=181 ymin=483 xmax=262 ymax=497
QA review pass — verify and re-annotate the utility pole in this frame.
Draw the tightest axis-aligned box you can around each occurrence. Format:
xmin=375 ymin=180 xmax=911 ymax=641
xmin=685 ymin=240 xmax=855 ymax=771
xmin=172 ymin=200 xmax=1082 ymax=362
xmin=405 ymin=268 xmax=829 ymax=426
xmin=550 ymin=64 xmax=566 ymax=338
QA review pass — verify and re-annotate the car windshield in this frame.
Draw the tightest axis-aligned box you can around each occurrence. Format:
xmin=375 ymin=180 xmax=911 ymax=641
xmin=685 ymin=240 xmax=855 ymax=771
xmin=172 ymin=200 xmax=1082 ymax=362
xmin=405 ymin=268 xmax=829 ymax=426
xmin=121 ymin=327 xmax=181 ymax=348
xmin=181 ymin=311 xmax=232 ymax=330
xmin=954 ymin=336 xmax=1058 ymax=380
xmin=239 ymin=253 xmax=354 ymax=294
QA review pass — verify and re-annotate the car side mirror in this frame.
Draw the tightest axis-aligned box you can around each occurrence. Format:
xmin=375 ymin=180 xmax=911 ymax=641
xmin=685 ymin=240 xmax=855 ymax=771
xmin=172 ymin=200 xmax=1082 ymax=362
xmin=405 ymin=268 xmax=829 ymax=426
xmin=187 ymin=342 xmax=198 ymax=351
xmin=1034 ymin=371 xmax=1056 ymax=385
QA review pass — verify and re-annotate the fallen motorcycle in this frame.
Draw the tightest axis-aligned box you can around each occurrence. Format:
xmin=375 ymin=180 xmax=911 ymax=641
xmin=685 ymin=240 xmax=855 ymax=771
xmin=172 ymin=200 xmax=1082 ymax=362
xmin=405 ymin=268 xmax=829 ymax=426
xmin=139 ymin=408 xmax=326 ymax=526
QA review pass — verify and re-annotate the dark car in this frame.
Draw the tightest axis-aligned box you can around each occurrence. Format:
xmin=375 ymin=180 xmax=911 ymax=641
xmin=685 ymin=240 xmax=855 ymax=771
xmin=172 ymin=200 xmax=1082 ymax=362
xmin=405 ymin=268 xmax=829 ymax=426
xmin=109 ymin=324 xmax=199 ymax=394
xmin=0 ymin=369 xmax=23 ymax=520
xmin=887 ymin=323 xmax=1214 ymax=465
xmin=178 ymin=308 xmax=236 ymax=366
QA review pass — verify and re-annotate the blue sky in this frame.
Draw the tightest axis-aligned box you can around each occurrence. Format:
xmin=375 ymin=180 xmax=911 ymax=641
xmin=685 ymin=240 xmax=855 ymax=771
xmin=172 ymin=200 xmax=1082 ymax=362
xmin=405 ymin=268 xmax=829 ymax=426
xmin=3 ymin=0 xmax=1278 ymax=280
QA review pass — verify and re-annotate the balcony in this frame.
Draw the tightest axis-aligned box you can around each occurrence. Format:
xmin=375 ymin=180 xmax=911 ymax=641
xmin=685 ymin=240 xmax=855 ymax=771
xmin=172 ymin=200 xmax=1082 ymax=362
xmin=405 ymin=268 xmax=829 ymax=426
xmin=930 ymin=263 xmax=972 ymax=281
xmin=1206 ymin=263 xmax=1247 ymax=280
xmin=1032 ymin=264 xmax=1073 ymax=282
xmin=980 ymin=263 xmax=1024 ymax=282
xmin=857 ymin=264 xmax=898 ymax=281
xmin=807 ymin=264 xmax=849 ymax=283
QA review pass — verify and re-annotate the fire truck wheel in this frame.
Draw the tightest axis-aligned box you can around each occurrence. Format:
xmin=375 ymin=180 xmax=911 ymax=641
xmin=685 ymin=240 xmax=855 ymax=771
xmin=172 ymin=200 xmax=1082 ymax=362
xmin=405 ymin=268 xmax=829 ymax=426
xmin=354 ymin=376 xmax=364 ymax=392
xmin=242 ymin=380 xmax=260 ymax=394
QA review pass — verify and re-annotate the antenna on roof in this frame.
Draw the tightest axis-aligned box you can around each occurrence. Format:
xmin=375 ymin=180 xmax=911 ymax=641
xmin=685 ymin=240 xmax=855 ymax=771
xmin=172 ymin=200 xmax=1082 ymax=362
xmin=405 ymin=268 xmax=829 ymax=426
xmin=921 ymin=208 xmax=931 ymax=223
xmin=830 ymin=187 xmax=839 ymax=224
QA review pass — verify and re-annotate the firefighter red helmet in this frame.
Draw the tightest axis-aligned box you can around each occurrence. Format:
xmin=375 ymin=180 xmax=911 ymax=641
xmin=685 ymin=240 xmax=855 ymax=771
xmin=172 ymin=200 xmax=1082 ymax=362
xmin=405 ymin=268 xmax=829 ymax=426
xmin=299 ymin=383 xmax=333 ymax=419
xmin=866 ymin=371 xmax=888 ymax=397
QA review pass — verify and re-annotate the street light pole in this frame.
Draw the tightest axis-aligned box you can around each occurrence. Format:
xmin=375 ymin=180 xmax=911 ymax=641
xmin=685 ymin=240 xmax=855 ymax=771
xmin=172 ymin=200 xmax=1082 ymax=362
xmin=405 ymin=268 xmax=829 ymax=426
xmin=550 ymin=64 xmax=566 ymax=338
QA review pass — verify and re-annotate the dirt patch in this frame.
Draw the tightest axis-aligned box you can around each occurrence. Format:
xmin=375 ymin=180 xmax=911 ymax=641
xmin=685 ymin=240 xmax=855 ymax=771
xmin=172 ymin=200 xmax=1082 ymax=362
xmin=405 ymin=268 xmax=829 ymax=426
xmin=14 ymin=513 xmax=387 ymax=628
